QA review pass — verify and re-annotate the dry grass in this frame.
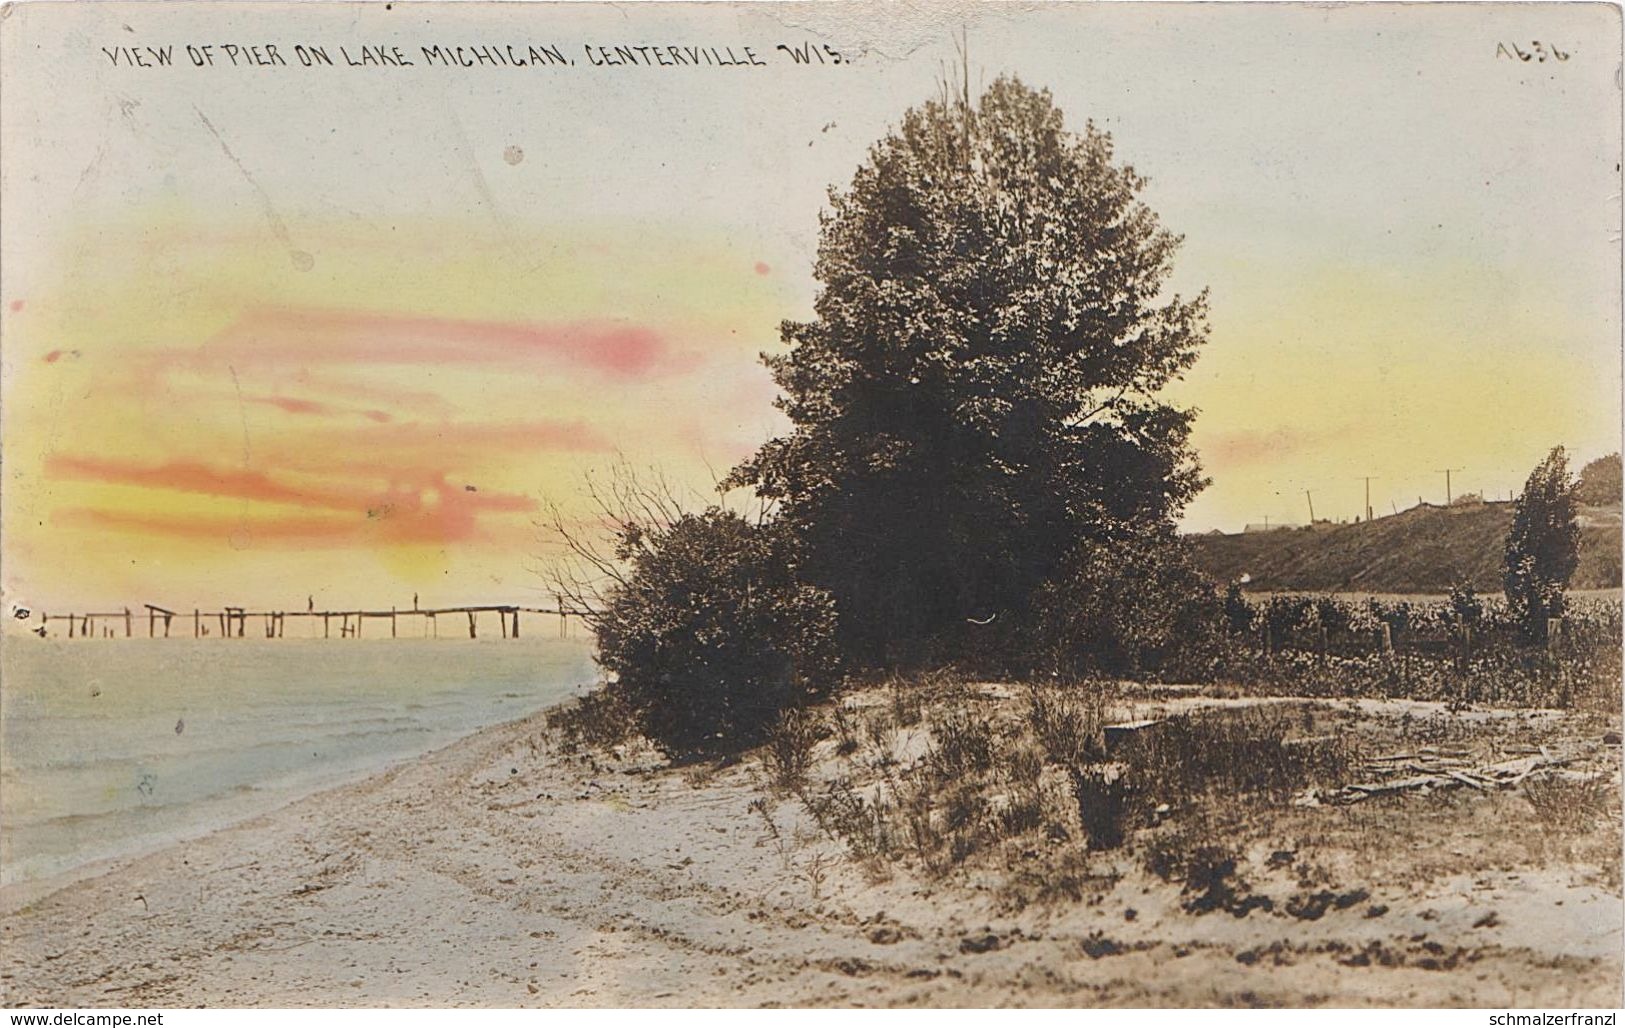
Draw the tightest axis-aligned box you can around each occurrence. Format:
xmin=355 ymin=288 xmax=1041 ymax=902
xmin=1027 ymin=683 xmax=1108 ymax=764
xmin=761 ymin=707 xmax=823 ymax=791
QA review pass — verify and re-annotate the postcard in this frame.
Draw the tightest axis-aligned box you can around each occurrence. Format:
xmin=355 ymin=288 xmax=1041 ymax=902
xmin=1 ymin=1 xmax=1620 ymax=1010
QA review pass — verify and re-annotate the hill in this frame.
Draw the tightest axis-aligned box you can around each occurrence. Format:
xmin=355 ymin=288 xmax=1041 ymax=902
xmin=1190 ymin=500 xmax=1622 ymax=594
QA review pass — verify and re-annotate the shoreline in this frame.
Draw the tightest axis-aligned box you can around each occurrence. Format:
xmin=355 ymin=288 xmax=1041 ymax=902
xmin=2 ymin=685 xmax=1620 ymax=1007
xmin=0 ymin=706 xmax=552 ymax=917
xmin=0 ymin=636 xmax=596 ymax=898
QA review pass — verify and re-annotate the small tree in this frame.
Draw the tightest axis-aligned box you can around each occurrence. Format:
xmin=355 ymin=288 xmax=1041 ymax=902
xmin=1503 ymin=447 xmax=1580 ymax=641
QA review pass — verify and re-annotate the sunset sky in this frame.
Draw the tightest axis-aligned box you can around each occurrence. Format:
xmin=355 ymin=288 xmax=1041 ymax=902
xmin=2 ymin=2 xmax=1619 ymax=614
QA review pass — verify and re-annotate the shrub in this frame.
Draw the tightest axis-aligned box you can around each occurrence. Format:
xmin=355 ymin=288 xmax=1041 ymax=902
xmin=1447 ymin=581 xmax=1483 ymax=630
xmin=594 ymin=509 xmax=840 ymax=758
xmin=1223 ymin=581 xmax=1255 ymax=635
xmin=1525 ymin=775 xmax=1613 ymax=833
xmin=1034 ymin=529 xmax=1223 ymax=679
xmin=547 ymin=685 xmax=637 ymax=754
xmin=1070 ymin=767 xmax=1136 ymax=850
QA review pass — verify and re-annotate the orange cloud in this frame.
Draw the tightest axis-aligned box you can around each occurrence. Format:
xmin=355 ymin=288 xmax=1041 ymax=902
xmin=59 ymin=507 xmax=357 ymax=544
xmin=45 ymin=454 xmax=540 ymax=549
xmin=49 ymin=455 xmax=344 ymax=510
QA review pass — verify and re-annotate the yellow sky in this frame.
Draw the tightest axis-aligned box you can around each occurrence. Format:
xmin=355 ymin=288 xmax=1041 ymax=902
xmin=2 ymin=2 xmax=1620 ymax=612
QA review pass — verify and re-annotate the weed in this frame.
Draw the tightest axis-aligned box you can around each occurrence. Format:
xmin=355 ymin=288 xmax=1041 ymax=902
xmin=1124 ymin=706 xmax=1359 ymax=810
xmin=749 ymin=796 xmax=795 ymax=871
xmin=997 ymin=745 xmax=1047 ymax=836
xmin=927 ymin=708 xmax=996 ymax=781
xmin=1525 ymin=774 xmax=1613 ymax=833
xmin=890 ymin=676 xmax=925 ymax=727
xmin=1027 ymin=683 xmax=1107 ymax=764
xmin=761 ymin=707 xmax=823 ymax=791
xmin=860 ymin=710 xmax=897 ymax=772
xmin=831 ymin=704 xmax=860 ymax=757
xmin=803 ymin=778 xmax=895 ymax=862
xmin=801 ymin=850 xmax=834 ymax=901
xmin=1178 ymin=845 xmax=1271 ymax=917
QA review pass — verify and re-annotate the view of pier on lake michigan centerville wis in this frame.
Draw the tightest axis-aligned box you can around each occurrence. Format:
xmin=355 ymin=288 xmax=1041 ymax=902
xmin=0 ymin=1 xmax=1621 ymax=1011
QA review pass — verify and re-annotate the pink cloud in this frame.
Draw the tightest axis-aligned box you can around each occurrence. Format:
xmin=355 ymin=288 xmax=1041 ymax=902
xmin=244 ymin=393 xmax=400 ymax=424
xmin=199 ymin=308 xmax=684 ymax=380
xmin=250 ymin=395 xmax=336 ymax=417
xmin=1204 ymin=426 xmax=1339 ymax=467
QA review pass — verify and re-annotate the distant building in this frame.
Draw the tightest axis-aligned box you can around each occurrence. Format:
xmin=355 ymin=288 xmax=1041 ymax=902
xmin=1242 ymin=522 xmax=1301 ymax=533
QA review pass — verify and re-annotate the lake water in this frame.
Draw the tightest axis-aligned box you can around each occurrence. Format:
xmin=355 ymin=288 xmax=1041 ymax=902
xmin=0 ymin=638 xmax=598 ymax=886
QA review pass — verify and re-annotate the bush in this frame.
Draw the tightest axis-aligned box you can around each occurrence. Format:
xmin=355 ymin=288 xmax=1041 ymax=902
xmin=594 ymin=509 xmax=841 ymax=758
xmin=547 ymin=685 xmax=637 ymax=754
xmin=1034 ymin=530 xmax=1223 ymax=679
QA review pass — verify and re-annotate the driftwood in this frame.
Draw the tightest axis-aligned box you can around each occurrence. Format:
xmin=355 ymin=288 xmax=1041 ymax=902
xmin=1330 ymin=750 xmax=1573 ymax=803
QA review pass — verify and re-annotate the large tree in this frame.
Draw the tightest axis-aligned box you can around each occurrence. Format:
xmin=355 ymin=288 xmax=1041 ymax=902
xmin=730 ymin=76 xmax=1209 ymax=664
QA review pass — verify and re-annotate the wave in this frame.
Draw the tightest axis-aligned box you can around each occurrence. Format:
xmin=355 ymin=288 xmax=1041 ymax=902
xmin=4 ymin=720 xmax=447 ymax=775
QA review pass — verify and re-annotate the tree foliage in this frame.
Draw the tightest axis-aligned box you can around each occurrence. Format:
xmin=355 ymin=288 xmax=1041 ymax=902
xmin=728 ymin=76 xmax=1209 ymax=664
xmin=1574 ymin=453 xmax=1622 ymax=506
xmin=1503 ymin=447 xmax=1580 ymax=640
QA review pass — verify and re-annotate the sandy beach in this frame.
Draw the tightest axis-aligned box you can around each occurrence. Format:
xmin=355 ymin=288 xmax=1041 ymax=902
xmin=2 ymin=682 xmax=1621 ymax=1008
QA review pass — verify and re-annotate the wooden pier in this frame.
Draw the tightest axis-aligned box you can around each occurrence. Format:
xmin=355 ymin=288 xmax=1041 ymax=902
xmin=33 ymin=601 xmax=586 ymax=640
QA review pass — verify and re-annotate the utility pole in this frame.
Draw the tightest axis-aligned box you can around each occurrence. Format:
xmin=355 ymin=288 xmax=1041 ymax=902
xmin=1358 ymin=476 xmax=1377 ymax=523
xmin=1435 ymin=467 xmax=1464 ymax=505
xmin=1305 ymin=490 xmax=1316 ymax=523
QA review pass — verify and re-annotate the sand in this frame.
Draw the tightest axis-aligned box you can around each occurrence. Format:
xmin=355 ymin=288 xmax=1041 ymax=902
xmin=2 ymin=690 xmax=1621 ymax=1007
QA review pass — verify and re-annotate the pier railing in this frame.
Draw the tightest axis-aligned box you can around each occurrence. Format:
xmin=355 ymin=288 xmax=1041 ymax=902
xmin=32 ymin=602 xmax=590 ymax=640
